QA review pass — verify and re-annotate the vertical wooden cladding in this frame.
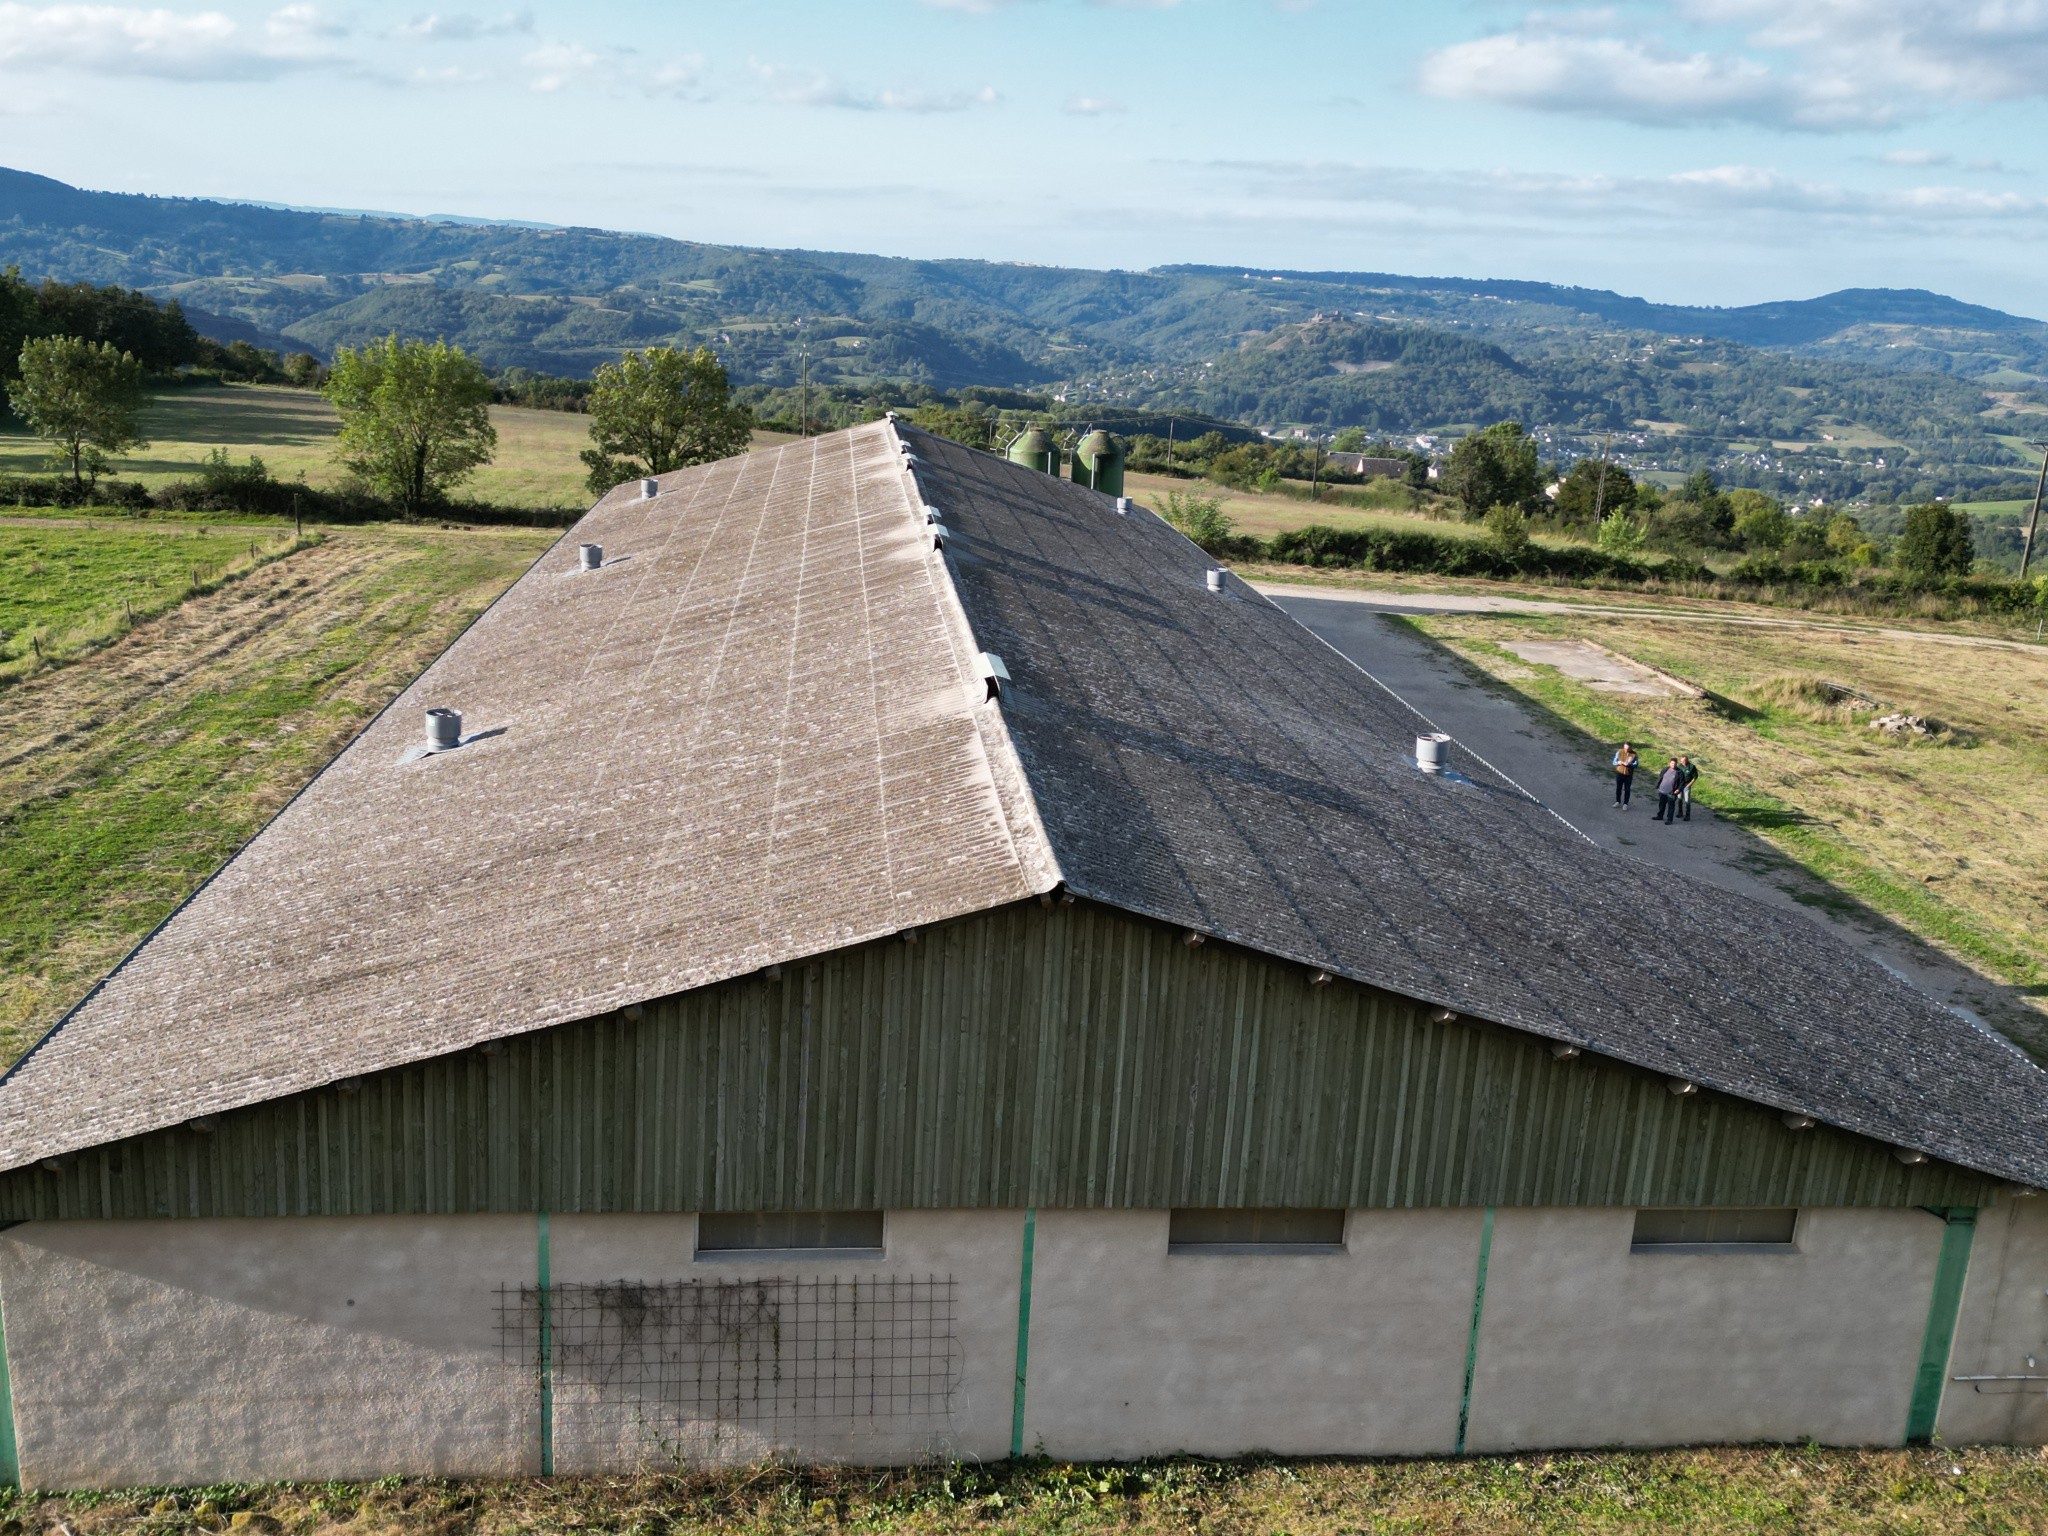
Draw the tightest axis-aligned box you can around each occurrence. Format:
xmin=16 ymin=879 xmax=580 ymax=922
xmin=3 ymin=902 xmax=1995 ymax=1221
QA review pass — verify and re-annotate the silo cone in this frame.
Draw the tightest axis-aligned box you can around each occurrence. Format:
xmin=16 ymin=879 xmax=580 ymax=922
xmin=1070 ymin=429 xmax=1125 ymax=495
xmin=1007 ymin=428 xmax=1061 ymax=477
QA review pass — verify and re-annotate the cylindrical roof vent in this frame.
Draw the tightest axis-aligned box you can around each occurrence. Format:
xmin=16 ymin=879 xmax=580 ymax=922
xmin=426 ymin=707 xmax=463 ymax=751
xmin=578 ymin=542 xmax=603 ymax=571
xmin=1007 ymin=428 xmax=1060 ymax=477
xmin=640 ymin=477 xmax=659 ymax=500
xmin=1205 ymin=568 xmax=1225 ymax=593
xmin=1416 ymin=732 xmax=1450 ymax=773
xmin=1070 ymin=429 xmax=1125 ymax=495
xmin=1115 ymin=496 xmax=1131 ymax=515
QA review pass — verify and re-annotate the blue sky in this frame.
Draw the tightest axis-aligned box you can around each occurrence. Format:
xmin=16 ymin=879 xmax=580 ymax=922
xmin=4 ymin=0 xmax=2047 ymax=314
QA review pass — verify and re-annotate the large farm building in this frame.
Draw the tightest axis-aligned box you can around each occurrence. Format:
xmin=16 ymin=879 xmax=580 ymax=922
xmin=0 ymin=422 xmax=2045 ymax=1485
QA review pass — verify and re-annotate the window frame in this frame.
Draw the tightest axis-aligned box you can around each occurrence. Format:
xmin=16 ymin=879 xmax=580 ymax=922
xmin=1629 ymin=1206 xmax=1801 ymax=1256
xmin=693 ymin=1209 xmax=887 ymax=1261
xmin=1166 ymin=1207 xmax=1349 ymax=1256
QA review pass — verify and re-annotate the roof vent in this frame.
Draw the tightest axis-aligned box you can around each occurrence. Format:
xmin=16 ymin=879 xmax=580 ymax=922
xmin=924 ymin=504 xmax=943 ymax=523
xmin=640 ymin=478 xmax=659 ymax=500
xmin=1415 ymin=733 xmax=1450 ymax=773
xmin=1205 ymin=568 xmax=1225 ymax=594
xmin=578 ymin=542 xmax=603 ymax=571
xmin=974 ymin=651 xmax=1010 ymax=700
xmin=1116 ymin=496 xmax=1131 ymax=515
xmin=932 ymin=526 xmax=948 ymax=552
xmin=1891 ymin=1145 xmax=1929 ymax=1166
xmin=1780 ymin=1111 xmax=1817 ymax=1131
xmin=425 ymin=707 xmax=463 ymax=752
xmin=1549 ymin=1042 xmax=1582 ymax=1060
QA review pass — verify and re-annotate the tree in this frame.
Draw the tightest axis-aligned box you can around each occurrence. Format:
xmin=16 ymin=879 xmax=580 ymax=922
xmin=1443 ymin=421 xmax=1542 ymax=519
xmin=581 ymin=345 xmax=753 ymax=495
xmin=1161 ymin=488 xmax=1236 ymax=554
xmin=1597 ymin=512 xmax=1645 ymax=555
xmin=1728 ymin=490 xmax=1792 ymax=550
xmin=282 ymin=352 xmax=326 ymax=388
xmin=10 ymin=335 xmax=149 ymax=485
xmin=1553 ymin=458 xmax=1636 ymax=528
xmin=1482 ymin=502 xmax=1530 ymax=556
xmin=0 ymin=266 xmax=38 ymax=392
xmin=324 ymin=335 xmax=496 ymax=519
xmin=1895 ymin=502 xmax=1974 ymax=581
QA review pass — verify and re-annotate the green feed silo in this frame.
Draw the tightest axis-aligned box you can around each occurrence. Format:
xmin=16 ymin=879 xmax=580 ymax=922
xmin=1007 ymin=428 xmax=1061 ymax=477
xmin=1070 ymin=429 xmax=1125 ymax=495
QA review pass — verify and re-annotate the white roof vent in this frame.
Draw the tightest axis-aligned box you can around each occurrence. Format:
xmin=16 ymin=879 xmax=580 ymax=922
xmin=639 ymin=478 xmax=659 ymax=500
xmin=1205 ymin=568 xmax=1226 ymax=594
xmin=1116 ymin=496 xmax=1131 ymax=515
xmin=932 ymin=526 xmax=948 ymax=552
xmin=974 ymin=651 xmax=1010 ymax=700
xmin=1415 ymin=732 xmax=1450 ymax=773
xmin=578 ymin=542 xmax=603 ymax=571
xmin=924 ymin=504 xmax=944 ymax=524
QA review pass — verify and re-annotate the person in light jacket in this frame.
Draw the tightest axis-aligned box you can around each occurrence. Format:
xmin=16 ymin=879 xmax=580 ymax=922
xmin=1612 ymin=742 xmax=1639 ymax=808
xmin=1655 ymin=758 xmax=1682 ymax=824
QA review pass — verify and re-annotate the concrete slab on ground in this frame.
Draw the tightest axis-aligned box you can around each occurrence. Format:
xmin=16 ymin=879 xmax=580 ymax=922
xmin=1497 ymin=639 xmax=1697 ymax=698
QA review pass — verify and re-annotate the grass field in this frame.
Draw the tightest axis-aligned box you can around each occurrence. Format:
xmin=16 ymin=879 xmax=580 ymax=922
xmin=0 ymin=385 xmax=593 ymax=509
xmin=0 ymin=522 xmax=556 ymax=1066
xmin=1403 ymin=605 xmax=2048 ymax=1040
xmin=7 ymin=1448 xmax=2048 ymax=1534
xmin=1 ymin=522 xmax=308 ymax=679
xmin=1124 ymin=469 xmax=1485 ymax=542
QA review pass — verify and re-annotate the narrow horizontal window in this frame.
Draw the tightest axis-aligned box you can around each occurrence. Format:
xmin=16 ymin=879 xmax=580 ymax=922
xmin=1631 ymin=1207 xmax=1797 ymax=1253
xmin=696 ymin=1211 xmax=884 ymax=1256
xmin=1168 ymin=1208 xmax=1346 ymax=1254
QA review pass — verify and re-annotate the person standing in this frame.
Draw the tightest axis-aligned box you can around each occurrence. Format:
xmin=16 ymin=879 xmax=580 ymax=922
xmin=1612 ymin=742 xmax=1639 ymax=809
xmin=1655 ymin=758 xmax=1681 ymax=824
xmin=1677 ymin=755 xmax=1699 ymax=821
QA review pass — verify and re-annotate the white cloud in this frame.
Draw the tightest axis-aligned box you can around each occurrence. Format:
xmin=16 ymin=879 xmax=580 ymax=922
xmin=524 ymin=38 xmax=599 ymax=92
xmin=1877 ymin=148 xmax=1949 ymax=167
xmin=394 ymin=10 xmax=531 ymax=42
xmin=1065 ymin=94 xmax=1124 ymax=114
xmin=647 ymin=53 xmax=706 ymax=98
xmin=750 ymin=60 xmax=1001 ymax=111
xmin=0 ymin=2 xmax=346 ymax=79
xmin=1421 ymin=1 xmax=2048 ymax=131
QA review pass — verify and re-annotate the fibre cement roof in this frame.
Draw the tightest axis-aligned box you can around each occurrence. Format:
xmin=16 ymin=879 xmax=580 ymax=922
xmin=5 ymin=419 xmax=2046 ymax=1188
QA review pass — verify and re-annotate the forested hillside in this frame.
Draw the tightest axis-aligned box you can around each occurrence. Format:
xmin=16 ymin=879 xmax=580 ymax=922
xmin=4 ymin=165 xmax=2045 ymax=502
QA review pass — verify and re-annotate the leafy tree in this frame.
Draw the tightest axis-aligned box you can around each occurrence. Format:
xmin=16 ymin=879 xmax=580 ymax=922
xmin=0 ymin=266 xmax=39 ymax=391
xmin=1729 ymin=491 xmax=1792 ymax=550
xmin=1330 ymin=426 xmax=1367 ymax=453
xmin=1894 ymin=502 xmax=1974 ymax=580
xmin=581 ymin=345 xmax=753 ymax=495
xmin=1444 ymin=421 xmax=1542 ymax=519
xmin=1553 ymin=458 xmax=1635 ymax=528
xmin=1482 ymin=502 xmax=1530 ymax=556
xmin=10 ymin=335 xmax=149 ymax=485
xmin=324 ymin=335 xmax=496 ymax=519
xmin=1824 ymin=514 xmax=1865 ymax=555
xmin=1596 ymin=512 xmax=1645 ymax=555
xmin=1161 ymin=488 xmax=1236 ymax=554
xmin=33 ymin=280 xmax=199 ymax=373
xmin=283 ymin=352 xmax=326 ymax=388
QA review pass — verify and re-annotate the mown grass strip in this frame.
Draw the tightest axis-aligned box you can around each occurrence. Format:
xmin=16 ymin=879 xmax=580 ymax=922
xmin=9 ymin=1447 xmax=2048 ymax=1535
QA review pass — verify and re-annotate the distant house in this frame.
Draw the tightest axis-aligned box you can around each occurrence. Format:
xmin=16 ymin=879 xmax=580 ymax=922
xmin=1326 ymin=452 xmax=1412 ymax=479
xmin=0 ymin=423 xmax=2044 ymax=1486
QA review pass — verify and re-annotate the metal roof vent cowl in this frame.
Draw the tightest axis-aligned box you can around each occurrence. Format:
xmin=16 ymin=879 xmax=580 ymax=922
xmin=1116 ymin=496 xmax=1131 ymax=515
xmin=426 ymin=707 xmax=463 ymax=752
xmin=578 ymin=542 xmax=603 ymax=571
xmin=974 ymin=651 xmax=1011 ymax=701
xmin=924 ymin=504 xmax=944 ymax=524
xmin=1416 ymin=733 xmax=1451 ymax=773
xmin=639 ymin=478 xmax=659 ymax=500
xmin=1206 ymin=568 xmax=1225 ymax=594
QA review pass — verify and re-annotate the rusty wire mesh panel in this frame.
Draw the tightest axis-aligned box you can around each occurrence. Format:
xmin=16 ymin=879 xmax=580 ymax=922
xmin=498 ymin=1274 xmax=961 ymax=1461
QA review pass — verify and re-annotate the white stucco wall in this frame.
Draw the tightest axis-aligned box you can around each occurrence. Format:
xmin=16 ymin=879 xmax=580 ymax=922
xmin=1939 ymin=1198 xmax=2048 ymax=1446
xmin=0 ymin=1215 xmax=537 ymax=1489
xmin=1463 ymin=1206 xmax=1943 ymax=1450
xmin=1020 ymin=1208 xmax=1483 ymax=1458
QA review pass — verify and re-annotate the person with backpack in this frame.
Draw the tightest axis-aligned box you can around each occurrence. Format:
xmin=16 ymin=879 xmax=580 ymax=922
xmin=1612 ymin=742 xmax=1639 ymax=809
xmin=1677 ymin=755 xmax=1699 ymax=821
xmin=1655 ymin=758 xmax=1682 ymax=824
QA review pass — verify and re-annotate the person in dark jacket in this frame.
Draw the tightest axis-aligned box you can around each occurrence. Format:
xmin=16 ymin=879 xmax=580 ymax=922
xmin=1677 ymin=755 xmax=1699 ymax=821
xmin=1612 ymin=742 xmax=1638 ymax=808
xmin=1654 ymin=758 xmax=1682 ymax=824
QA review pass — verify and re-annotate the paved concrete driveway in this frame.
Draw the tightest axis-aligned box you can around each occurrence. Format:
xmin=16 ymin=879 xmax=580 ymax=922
xmin=1266 ymin=586 xmax=2044 ymax=1058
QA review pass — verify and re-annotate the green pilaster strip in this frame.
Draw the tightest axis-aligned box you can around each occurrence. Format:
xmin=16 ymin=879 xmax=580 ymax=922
xmin=0 ymin=1276 xmax=20 ymax=1488
xmin=1010 ymin=1208 xmax=1037 ymax=1459
xmin=537 ymin=1209 xmax=554 ymax=1476
xmin=1455 ymin=1206 xmax=1496 ymax=1456
xmin=1905 ymin=1206 xmax=1977 ymax=1445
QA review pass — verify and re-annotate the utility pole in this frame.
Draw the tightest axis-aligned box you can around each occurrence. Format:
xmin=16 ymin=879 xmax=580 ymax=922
xmin=1311 ymin=433 xmax=1324 ymax=502
xmin=800 ymin=349 xmax=809 ymax=440
xmin=1591 ymin=433 xmax=1612 ymax=526
xmin=2020 ymin=439 xmax=2048 ymax=580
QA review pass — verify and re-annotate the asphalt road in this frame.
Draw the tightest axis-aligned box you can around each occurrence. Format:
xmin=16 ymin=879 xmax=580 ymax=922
xmin=1266 ymin=586 xmax=2044 ymax=1058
